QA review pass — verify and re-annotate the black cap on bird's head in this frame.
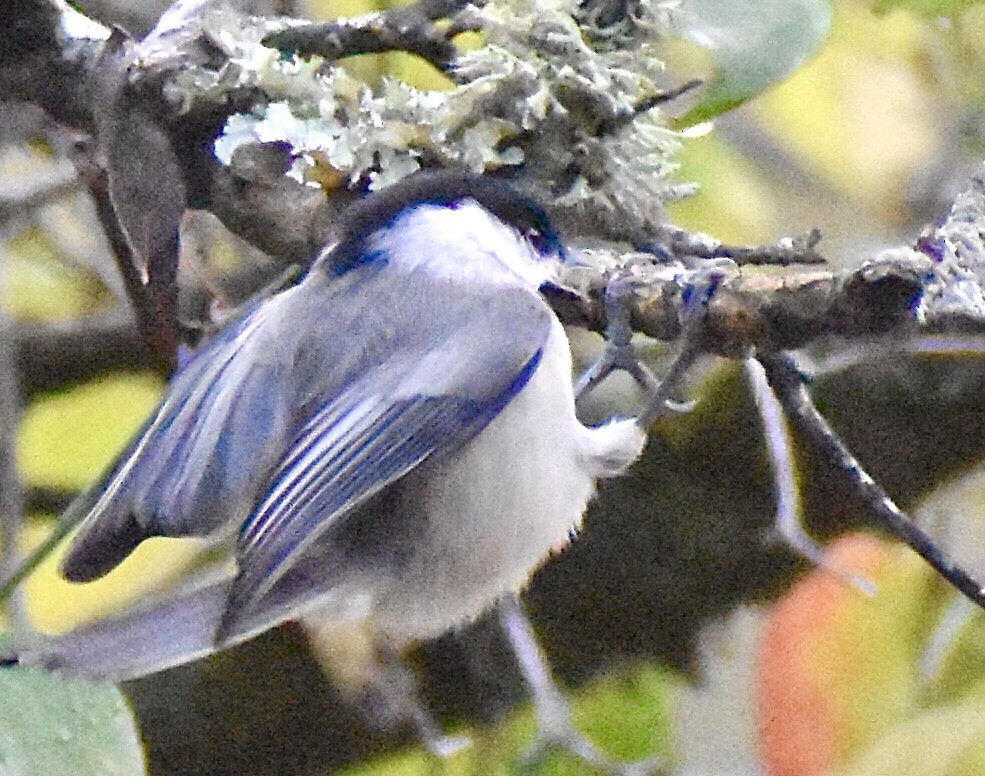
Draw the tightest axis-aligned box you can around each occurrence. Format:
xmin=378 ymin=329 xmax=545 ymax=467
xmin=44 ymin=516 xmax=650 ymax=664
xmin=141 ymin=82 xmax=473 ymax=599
xmin=324 ymin=170 xmax=567 ymax=274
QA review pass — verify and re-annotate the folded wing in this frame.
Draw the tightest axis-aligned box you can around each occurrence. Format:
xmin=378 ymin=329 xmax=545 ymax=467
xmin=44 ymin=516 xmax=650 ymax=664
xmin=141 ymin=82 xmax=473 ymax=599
xmin=60 ymin=265 xmax=555 ymax=653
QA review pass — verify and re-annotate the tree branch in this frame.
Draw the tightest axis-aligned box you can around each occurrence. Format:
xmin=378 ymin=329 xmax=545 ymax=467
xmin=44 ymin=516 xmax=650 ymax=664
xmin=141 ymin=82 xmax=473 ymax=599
xmin=6 ymin=0 xmax=985 ymax=440
xmin=550 ymin=245 xmax=929 ymax=355
xmin=0 ymin=237 xmax=26 ymax=623
xmin=13 ymin=313 xmax=151 ymax=398
xmin=758 ymin=351 xmax=985 ymax=611
xmin=261 ymin=0 xmax=472 ymax=73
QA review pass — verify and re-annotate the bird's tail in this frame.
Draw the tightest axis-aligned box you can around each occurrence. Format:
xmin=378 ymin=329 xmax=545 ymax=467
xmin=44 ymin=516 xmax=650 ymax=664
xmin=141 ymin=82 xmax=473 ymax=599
xmin=6 ymin=561 xmax=369 ymax=683
xmin=8 ymin=571 xmax=245 ymax=683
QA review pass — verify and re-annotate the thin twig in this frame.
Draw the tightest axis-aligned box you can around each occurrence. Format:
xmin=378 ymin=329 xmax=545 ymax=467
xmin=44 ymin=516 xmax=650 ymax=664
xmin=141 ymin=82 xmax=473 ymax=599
xmin=645 ymin=224 xmax=825 ymax=266
xmin=262 ymin=0 xmax=472 ymax=72
xmin=596 ymin=79 xmax=703 ymax=137
xmin=0 ymin=458 xmax=119 ymax=605
xmin=0 ymin=233 xmax=26 ymax=626
xmin=757 ymin=350 xmax=985 ymax=612
xmin=745 ymin=357 xmax=875 ymax=594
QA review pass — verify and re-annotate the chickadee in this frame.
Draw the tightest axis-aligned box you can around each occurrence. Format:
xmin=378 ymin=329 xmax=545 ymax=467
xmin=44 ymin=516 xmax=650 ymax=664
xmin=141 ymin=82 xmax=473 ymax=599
xmin=15 ymin=171 xmax=647 ymax=681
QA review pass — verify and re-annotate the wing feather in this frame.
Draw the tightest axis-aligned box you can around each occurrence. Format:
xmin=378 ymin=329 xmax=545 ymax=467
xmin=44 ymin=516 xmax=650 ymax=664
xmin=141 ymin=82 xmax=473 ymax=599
xmin=60 ymin=258 xmax=556 ymax=654
xmin=61 ymin=303 xmax=297 ymax=581
xmin=217 ymin=347 xmax=544 ymax=643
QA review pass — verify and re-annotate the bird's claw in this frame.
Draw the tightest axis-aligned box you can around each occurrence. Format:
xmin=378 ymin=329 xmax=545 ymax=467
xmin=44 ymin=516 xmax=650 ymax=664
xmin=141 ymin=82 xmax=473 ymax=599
xmin=499 ymin=598 xmax=666 ymax=776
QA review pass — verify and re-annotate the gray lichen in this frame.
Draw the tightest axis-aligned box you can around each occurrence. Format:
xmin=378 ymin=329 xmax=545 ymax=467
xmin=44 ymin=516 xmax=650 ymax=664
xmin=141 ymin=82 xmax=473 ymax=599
xmin=916 ymin=164 xmax=985 ymax=328
xmin=171 ymin=0 xmax=689 ymax=240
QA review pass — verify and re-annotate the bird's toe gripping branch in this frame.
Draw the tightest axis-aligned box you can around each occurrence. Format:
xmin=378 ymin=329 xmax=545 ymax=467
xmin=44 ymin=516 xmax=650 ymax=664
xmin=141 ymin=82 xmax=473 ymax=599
xmin=578 ymin=259 xmax=985 ymax=613
xmin=575 ymin=259 xmax=742 ymax=424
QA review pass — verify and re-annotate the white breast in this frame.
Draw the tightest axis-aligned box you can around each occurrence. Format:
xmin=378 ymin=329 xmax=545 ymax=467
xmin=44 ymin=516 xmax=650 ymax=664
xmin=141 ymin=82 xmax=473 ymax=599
xmin=372 ymin=317 xmax=646 ymax=642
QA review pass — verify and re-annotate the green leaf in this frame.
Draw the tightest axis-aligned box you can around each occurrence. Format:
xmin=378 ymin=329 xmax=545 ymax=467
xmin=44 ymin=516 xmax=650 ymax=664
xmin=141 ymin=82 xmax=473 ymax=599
xmin=673 ymin=0 xmax=833 ymax=127
xmin=0 ymin=665 xmax=145 ymax=776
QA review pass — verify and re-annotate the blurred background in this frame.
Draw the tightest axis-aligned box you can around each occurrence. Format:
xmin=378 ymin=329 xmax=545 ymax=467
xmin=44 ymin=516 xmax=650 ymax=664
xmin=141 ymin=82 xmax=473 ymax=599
xmin=5 ymin=1 xmax=985 ymax=774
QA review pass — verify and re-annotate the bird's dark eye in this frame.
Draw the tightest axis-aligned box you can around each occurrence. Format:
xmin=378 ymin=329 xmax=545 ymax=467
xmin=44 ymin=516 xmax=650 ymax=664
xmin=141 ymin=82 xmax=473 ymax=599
xmin=527 ymin=228 xmax=547 ymax=252
xmin=525 ymin=225 xmax=561 ymax=258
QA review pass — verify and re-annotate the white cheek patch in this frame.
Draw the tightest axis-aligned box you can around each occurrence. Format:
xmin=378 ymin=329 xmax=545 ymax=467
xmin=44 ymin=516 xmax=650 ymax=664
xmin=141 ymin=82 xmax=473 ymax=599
xmin=370 ymin=201 xmax=557 ymax=289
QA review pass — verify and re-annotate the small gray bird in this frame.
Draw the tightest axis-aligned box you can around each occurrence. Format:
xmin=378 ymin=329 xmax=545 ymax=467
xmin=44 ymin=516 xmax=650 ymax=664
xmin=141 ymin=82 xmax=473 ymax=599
xmin=15 ymin=171 xmax=647 ymax=681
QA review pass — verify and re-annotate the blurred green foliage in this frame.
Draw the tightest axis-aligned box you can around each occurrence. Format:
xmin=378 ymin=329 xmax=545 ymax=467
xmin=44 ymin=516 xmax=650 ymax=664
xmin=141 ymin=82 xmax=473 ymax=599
xmin=3 ymin=227 xmax=112 ymax=323
xmin=0 ymin=664 xmax=145 ymax=776
xmin=18 ymin=374 xmax=162 ymax=492
xmin=673 ymin=0 xmax=833 ymax=128
xmin=340 ymin=664 xmax=678 ymax=776
xmin=5 ymin=0 xmax=985 ymax=774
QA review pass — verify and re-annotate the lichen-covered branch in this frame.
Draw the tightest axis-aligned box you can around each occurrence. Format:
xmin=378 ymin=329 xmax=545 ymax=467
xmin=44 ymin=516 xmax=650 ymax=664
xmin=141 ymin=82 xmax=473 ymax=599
xmin=6 ymin=0 xmax=985 ymax=380
xmin=551 ymin=243 xmax=929 ymax=356
xmin=261 ymin=0 xmax=470 ymax=72
xmin=915 ymin=166 xmax=985 ymax=332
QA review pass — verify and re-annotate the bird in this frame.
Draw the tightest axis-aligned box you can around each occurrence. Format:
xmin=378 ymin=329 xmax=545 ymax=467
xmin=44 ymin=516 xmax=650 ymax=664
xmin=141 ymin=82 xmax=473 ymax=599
xmin=12 ymin=170 xmax=648 ymax=683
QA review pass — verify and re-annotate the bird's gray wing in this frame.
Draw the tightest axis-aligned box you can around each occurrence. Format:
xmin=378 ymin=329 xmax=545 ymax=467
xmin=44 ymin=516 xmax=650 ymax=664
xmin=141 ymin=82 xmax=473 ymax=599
xmin=218 ymin=277 xmax=554 ymax=644
xmin=60 ymin=264 xmax=555 ymax=649
xmin=60 ymin=295 xmax=305 ymax=582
